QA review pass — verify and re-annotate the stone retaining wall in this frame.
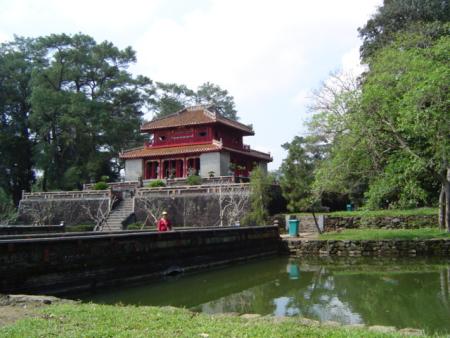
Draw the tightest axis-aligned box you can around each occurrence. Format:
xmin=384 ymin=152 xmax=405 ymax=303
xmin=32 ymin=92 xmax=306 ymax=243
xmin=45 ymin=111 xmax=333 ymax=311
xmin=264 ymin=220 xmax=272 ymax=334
xmin=0 ymin=225 xmax=65 ymax=236
xmin=0 ymin=226 xmax=279 ymax=295
xmin=283 ymin=238 xmax=450 ymax=257
xmin=17 ymin=198 xmax=109 ymax=226
xmin=134 ymin=193 xmax=250 ymax=227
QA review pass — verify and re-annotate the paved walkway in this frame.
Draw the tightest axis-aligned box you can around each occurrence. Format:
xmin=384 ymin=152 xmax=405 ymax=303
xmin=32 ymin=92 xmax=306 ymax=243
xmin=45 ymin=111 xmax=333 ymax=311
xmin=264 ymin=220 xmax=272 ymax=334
xmin=280 ymin=232 xmax=319 ymax=240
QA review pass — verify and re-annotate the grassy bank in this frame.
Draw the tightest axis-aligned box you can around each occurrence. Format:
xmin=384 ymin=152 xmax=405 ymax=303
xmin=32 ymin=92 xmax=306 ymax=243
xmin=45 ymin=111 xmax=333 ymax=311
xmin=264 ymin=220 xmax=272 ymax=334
xmin=0 ymin=303 xmax=420 ymax=338
xmin=290 ymin=207 xmax=438 ymax=218
xmin=320 ymin=228 xmax=450 ymax=240
xmin=326 ymin=207 xmax=438 ymax=218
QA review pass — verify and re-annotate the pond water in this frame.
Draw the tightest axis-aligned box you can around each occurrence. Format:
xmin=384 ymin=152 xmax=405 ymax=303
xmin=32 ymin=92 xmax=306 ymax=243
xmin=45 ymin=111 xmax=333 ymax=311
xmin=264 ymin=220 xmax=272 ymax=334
xmin=79 ymin=257 xmax=450 ymax=335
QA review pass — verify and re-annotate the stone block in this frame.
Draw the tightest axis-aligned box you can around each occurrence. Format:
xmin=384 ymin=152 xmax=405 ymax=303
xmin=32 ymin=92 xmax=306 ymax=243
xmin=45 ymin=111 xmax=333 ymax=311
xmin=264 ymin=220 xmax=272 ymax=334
xmin=368 ymin=325 xmax=397 ymax=333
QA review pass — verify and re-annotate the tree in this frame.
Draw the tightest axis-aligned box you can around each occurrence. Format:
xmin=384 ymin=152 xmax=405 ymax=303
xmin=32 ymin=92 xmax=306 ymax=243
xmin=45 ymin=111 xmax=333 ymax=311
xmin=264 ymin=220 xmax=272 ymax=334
xmin=196 ymin=82 xmax=238 ymax=120
xmin=359 ymin=27 xmax=449 ymax=224
xmin=280 ymin=136 xmax=322 ymax=212
xmin=217 ymin=184 xmax=250 ymax=226
xmin=358 ymin=0 xmax=450 ymax=60
xmin=242 ymin=167 xmax=274 ymax=225
xmin=0 ymin=38 xmax=36 ymax=205
xmin=29 ymin=33 xmax=153 ymax=190
xmin=150 ymin=82 xmax=195 ymax=119
xmin=151 ymin=81 xmax=239 ymax=120
xmin=0 ymin=187 xmax=16 ymax=224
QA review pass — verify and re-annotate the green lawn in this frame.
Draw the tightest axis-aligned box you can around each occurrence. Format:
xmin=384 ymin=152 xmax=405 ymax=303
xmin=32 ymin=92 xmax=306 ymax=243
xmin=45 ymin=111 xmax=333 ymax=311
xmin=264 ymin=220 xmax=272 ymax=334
xmin=289 ymin=207 xmax=438 ymax=218
xmin=320 ymin=228 xmax=449 ymax=240
xmin=0 ymin=303 xmax=417 ymax=338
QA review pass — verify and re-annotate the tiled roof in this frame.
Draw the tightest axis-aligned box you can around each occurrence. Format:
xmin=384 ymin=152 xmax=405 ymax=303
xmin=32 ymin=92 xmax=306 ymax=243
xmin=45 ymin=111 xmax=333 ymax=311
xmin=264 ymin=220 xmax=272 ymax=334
xmin=120 ymin=142 xmax=272 ymax=162
xmin=141 ymin=105 xmax=254 ymax=135
xmin=223 ymin=147 xmax=273 ymax=162
xmin=120 ymin=143 xmax=222 ymax=159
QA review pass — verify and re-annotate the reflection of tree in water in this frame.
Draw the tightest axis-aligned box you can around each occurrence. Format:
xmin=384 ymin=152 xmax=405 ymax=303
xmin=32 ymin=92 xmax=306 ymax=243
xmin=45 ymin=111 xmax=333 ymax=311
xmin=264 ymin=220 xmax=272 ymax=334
xmin=277 ymin=266 xmax=363 ymax=324
xmin=197 ymin=261 xmax=450 ymax=334
xmin=323 ymin=265 xmax=450 ymax=334
xmin=197 ymin=282 xmax=279 ymax=315
xmin=87 ymin=256 xmax=450 ymax=334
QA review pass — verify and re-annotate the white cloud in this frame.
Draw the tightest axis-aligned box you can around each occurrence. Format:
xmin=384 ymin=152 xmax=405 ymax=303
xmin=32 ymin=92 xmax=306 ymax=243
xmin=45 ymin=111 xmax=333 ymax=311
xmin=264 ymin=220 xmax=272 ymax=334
xmin=291 ymin=89 xmax=310 ymax=107
xmin=0 ymin=0 xmax=161 ymax=47
xmin=341 ymin=46 xmax=368 ymax=76
xmin=0 ymin=31 xmax=10 ymax=44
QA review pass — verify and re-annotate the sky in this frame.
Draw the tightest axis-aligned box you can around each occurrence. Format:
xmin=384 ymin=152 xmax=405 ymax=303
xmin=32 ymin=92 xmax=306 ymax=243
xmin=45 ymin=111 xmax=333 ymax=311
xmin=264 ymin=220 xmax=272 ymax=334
xmin=0 ymin=0 xmax=382 ymax=170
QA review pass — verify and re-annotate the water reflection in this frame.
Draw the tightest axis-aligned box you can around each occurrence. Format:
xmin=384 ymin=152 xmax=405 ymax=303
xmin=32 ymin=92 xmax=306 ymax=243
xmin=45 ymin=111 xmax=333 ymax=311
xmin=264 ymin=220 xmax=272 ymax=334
xmin=286 ymin=262 xmax=300 ymax=280
xmin=80 ymin=257 xmax=450 ymax=334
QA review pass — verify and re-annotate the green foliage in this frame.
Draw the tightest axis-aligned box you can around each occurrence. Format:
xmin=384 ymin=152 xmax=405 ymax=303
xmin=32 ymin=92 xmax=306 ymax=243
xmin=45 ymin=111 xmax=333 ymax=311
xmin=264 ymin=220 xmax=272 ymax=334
xmin=0 ymin=38 xmax=35 ymax=206
xmin=100 ymin=176 xmax=110 ymax=182
xmin=147 ymin=179 xmax=166 ymax=188
xmin=196 ymin=82 xmax=238 ymax=120
xmin=320 ymin=228 xmax=449 ymax=240
xmin=126 ymin=222 xmax=144 ymax=230
xmin=65 ymin=224 xmax=95 ymax=232
xmin=151 ymin=82 xmax=195 ymax=118
xmin=151 ymin=81 xmax=238 ymax=120
xmin=93 ymin=181 xmax=109 ymax=190
xmin=186 ymin=175 xmax=202 ymax=186
xmin=364 ymin=155 xmax=429 ymax=209
xmin=242 ymin=167 xmax=274 ymax=225
xmin=29 ymin=33 xmax=152 ymax=190
xmin=359 ymin=26 xmax=450 ymax=208
xmin=286 ymin=22 xmax=449 ymax=212
xmin=358 ymin=0 xmax=450 ymax=60
xmin=280 ymin=136 xmax=320 ymax=212
xmin=0 ymin=188 xmax=17 ymax=224
xmin=325 ymin=207 xmax=438 ymax=218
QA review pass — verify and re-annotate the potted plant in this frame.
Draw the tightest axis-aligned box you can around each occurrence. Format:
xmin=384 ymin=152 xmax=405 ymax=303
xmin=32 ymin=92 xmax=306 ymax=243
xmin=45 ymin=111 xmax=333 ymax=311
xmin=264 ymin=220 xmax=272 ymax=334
xmin=208 ymin=170 xmax=215 ymax=178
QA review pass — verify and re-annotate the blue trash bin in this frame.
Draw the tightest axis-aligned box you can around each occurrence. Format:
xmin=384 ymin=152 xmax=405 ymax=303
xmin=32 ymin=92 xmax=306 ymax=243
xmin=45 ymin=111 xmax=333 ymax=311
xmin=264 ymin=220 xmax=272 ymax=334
xmin=288 ymin=219 xmax=299 ymax=237
xmin=346 ymin=204 xmax=353 ymax=211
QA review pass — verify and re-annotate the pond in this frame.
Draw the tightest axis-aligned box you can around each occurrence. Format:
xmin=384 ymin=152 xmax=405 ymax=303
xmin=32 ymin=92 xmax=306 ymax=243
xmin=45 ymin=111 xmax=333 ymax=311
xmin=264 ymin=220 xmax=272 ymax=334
xmin=79 ymin=256 xmax=450 ymax=335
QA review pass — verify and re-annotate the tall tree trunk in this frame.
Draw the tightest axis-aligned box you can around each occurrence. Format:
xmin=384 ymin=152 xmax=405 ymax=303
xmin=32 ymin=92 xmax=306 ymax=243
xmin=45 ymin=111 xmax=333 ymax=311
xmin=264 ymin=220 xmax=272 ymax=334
xmin=446 ymin=168 xmax=450 ymax=232
xmin=439 ymin=184 xmax=446 ymax=229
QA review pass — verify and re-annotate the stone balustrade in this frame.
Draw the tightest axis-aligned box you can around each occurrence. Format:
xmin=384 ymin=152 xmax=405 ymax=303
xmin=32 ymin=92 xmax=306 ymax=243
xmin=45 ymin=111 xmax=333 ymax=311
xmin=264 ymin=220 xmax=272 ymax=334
xmin=22 ymin=190 xmax=110 ymax=200
xmin=136 ymin=183 xmax=250 ymax=197
xmin=83 ymin=181 xmax=140 ymax=191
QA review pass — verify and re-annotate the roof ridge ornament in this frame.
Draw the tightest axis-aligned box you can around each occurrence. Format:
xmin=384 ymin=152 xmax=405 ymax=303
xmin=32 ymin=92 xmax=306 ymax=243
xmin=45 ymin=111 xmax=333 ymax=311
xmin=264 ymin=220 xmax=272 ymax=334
xmin=203 ymin=104 xmax=217 ymax=120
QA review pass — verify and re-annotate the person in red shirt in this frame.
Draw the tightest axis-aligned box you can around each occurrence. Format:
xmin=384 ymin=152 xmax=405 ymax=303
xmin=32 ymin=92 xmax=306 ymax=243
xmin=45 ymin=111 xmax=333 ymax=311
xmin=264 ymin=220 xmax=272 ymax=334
xmin=157 ymin=211 xmax=172 ymax=232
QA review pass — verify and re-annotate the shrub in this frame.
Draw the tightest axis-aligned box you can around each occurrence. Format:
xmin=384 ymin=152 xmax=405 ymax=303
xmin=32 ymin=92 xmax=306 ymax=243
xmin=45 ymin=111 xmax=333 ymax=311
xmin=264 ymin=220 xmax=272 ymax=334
xmin=66 ymin=224 xmax=95 ymax=232
xmin=0 ymin=188 xmax=17 ymax=224
xmin=93 ymin=181 xmax=109 ymax=190
xmin=147 ymin=180 xmax=166 ymax=188
xmin=186 ymin=175 xmax=202 ymax=185
xmin=126 ymin=223 xmax=144 ymax=230
xmin=100 ymin=175 xmax=110 ymax=182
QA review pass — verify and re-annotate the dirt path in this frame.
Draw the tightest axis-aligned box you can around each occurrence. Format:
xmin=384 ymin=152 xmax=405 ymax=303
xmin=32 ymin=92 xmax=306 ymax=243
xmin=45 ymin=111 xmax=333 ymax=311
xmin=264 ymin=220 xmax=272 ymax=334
xmin=0 ymin=294 xmax=74 ymax=327
xmin=0 ymin=305 xmax=38 ymax=327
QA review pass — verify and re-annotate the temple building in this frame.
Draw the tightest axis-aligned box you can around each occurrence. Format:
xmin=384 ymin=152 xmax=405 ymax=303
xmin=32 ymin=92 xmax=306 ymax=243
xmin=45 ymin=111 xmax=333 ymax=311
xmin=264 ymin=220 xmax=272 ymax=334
xmin=120 ymin=105 xmax=272 ymax=181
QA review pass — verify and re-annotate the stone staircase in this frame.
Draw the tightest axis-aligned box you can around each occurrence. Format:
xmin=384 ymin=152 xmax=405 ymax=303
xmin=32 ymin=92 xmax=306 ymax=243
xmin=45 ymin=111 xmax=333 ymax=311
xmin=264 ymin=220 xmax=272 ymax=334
xmin=285 ymin=215 xmax=324 ymax=234
xmin=101 ymin=197 xmax=134 ymax=232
